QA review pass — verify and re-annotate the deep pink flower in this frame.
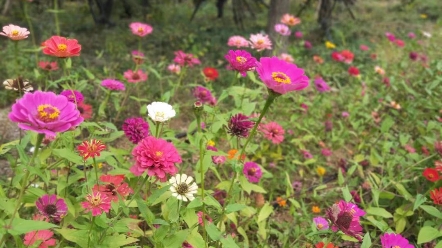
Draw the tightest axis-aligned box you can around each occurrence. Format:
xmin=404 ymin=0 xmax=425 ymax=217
xmin=409 ymin=52 xmax=418 ymax=61
xmin=130 ymin=136 xmax=182 ymax=182
xmin=36 ymin=194 xmax=68 ymax=222
xmin=301 ymin=149 xmax=313 ymax=159
xmin=304 ymin=40 xmax=312 ymax=49
xmin=359 ymin=44 xmax=369 ymax=51
xmin=348 ymin=66 xmax=360 ymax=76
xmin=60 ymin=90 xmax=84 ymax=104
xmin=256 ymin=57 xmax=309 ymax=95
xmin=207 ymin=146 xmax=226 ymax=165
xmin=225 ymin=50 xmax=257 ymax=77
xmin=350 ymin=190 xmax=361 ymax=203
xmin=8 ymin=91 xmax=83 ymax=136
xmin=42 ymin=36 xmax=81 ymax=58
xmin=81 ymin=191 xmax=111 ymax=216
xmin=260 ymin=121 xmax=284 ymax=144
xmin=0 ymin=24 xmax=29 ymax=40
xmin=197 ymin=211 xmax=213 ymax=226
xmin=249 ymin=33 xmax=272 ymax=52
xmin=167 ymin=64 xmax=181 ymax=74
xmin=132 ymin=50 xmax=145 ymax=65
xmin=122 ymin=117 xmax=149 ymax=144
xmin=313 ymin=217 xmax=329 ymax=230
xmin=408 ymin=32 xmax=416 ymax=39
xmin=243 ymin=162 xmax=262 ymax=183
xmin=321 ymin=148 xmax=332 ymax=157
xmin=24 ymin=230 xmax=56 ymax=248
xmin=314 ymin=77 xmax=330 ymax=92
xmin=227 ymin=113 xmax=254 ymax=138
xmin=92 ymin=174 xmax=133 ymax=202
xmin=193 ymin=86 xmax=216 ymax=106
xmin=38 ymin=61 xmax=58 ymax=71
xmin=129 ymin=22 xmax=153 ymax=37
xmin=385 ymin=32 xmax=396 ymax=42
xmin=380 ymin=233 xmax=414 ymax=248
xmin=274 ymin=24 xmax=291 ymax=36
xmin=124 ymin=69 xmax=148 ymax=83
xmin=326 ymin=200 xmax=366 ymax=241
xmin=173 ymin=50 xmax=201 ymax=67
xmin=101 ymin=79 xmax=125 ymax=91
xmin=294 ymin=31 xmax=303 ymax=38
xmin=227 ymin=36 xmax=249 ymax=48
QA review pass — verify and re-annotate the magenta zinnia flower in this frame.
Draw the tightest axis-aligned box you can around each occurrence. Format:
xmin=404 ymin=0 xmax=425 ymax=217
xmin=380 ymin=233 xmax=414 ymax=248
xmin=274 ymin=24 xmax=291 ymax=36
xmin=124 ymin=69 xmax=148 ymax=83
xmin=130 ymin=136 xmax=182 ymax=182
xmin=227 ymin=36 xmax=249 ymax=48
xmin=60 ymin=90 xmax=84 ymax=104
xmin=101 ymin=79 xmax=125 ymax=91
xmin=227 ymin=113 xmax=254 ymax=138
xmin=193 ymin=86 xmax=216 ymax=106
xmin=313 ymin=217 xmax=329 ymax=230
xmin=81 ymin=191 xmax=111 ymax=216
xmin=24 ymin=230 xmax=56 ymax=248
xmin=173 ymin=50 xmax=201 ymax=67
xmin=129 ymin=22 xmax=153 ymax=37
xmin=122 ymin=117 xmax=149 ymax=144
xmin=36 ymin=194 xmax=68 ymax=222
xmin=249 ymin=33 xmax=272 ymax=52
xmin=256 ymin=57 xmax=309 ymax=95
xmin=326 ymin=200 xmax=366 ymax=241
xmin=243 ymin=162 xmax=262 ymax=183
xmin=225 ymin=50 xmax=257 ymax=77
xmin=9 ymin=91 xmax=83 ymax=136
xmin=0 ymin=24 xmax=30 ymax=40
xmin=314 ymin=77 xmax=331 ymax=92
xmin=260 ymin=121 xmax=285 ymax=144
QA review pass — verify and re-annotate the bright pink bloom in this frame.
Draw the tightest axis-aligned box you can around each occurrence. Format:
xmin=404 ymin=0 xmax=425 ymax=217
xmin=321 ymin=149 xmax=332 ymax=157
xmin=314 ymin=77 xmax=330 ymax=92
xmin=342 ymin=112 xmax=349 ymax=118
xmin=225 ymin=50 xmax=257 ymax=77
xmin=294 ymin=31 xmax=303 ymax=38
xmin=81 ymin=191 xmax=111 ymax=216
xmin=167 ymin=64 xmax=181 ymax=74
xmin=348 ymin=66 xmax=360 ymax=76
xmin=77 ymin=139 xmax=106 ymax=161
xmin=243 ymin=162 xmax=262 ymax=183
xmin=408 ymin=32 xmax=416 ymax=39
xmin=38 ymin=61 xmax=58 ymax=71
xmin=326 ymin=200 xmax=366 ymax=241
xmin=380 ymin=233 xmax=414 ymax=248
xmin=8 ymin=91 xmax=83 ymax=136
xmin=42 ymin=36 xmax=81 ymax=58
xmin=331 ymin=51 xmax=345 ymax=62
xmin=193 ymin=86 xmax=216 ymax=106
xmin=132 ymin=50 xmax=145 ymax=65
xmin=124 ymin=69 xmax=148 ymax=83
xmin=395 ymin=39 xmax=405 ymax=47
xmin=301 ymin=149 xmax=313 ymax=159
xmin=122 ymin=117 xmax=149 ymax=144
xmin=130 ymin=136 xmax=182 ymax=182
xmin=101 ymin=79 xmax=125 ymax=91
xmin=36 ymin=194 xmax=68 ymax=222
xmin=0 ymin=24 xmax=29 ymax=40
xmin=173 ymin=50 xmax=201 ymax=67
xmin=385 ymin=32 xmax=396 ymax=42
xmin=256 ymin=57 xmax=309 ymax=94
xmin=313 ymin=217 xmax=329 ymax=230
xmin=93 ymin=174 xmax=133 ymax=202
xmin=197 ymin=211 xmax=213 ymax=226
xmin=280 ymin=14 xmax=301 ymax=26
xmin=278 ymin=53 xmax=294 ymax=63
xmin=304 ymin=40 xmax=312 ymax=49
xmin=260 ymin=121 xmax=284 ymax=144
xmin=227 ymin=36 xmax=249 ymax=48
xmin=359 ymin=44 xmax=369 ymax=51
xmin=249 ymin=33 xmax=272 ymax=52
xmin=274 ymin=24 xmax=291 ymax=36
xmin=129 ymin=22 xmax=153 ymax=37
xmin=60 ymin=90 xmax=84 ymax=104
xmin=206 ymin=146 xmax=226 ymax=165
xmin=24 ymin=230 xmax=56 ymax=248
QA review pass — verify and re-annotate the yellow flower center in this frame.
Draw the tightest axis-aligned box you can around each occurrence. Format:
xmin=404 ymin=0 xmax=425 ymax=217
xmin=57 ymin=44 xmax=67 ymax=52
xmin=155 ymin=151 xmax=163 ymax=158
xmin=271 ymin=72 xmax=291 ymax=84
xmin=393 ymin=246 xmax=400 ymax=248
xmin=11 ymin=30 xmax=19 ymax=36
xmin=317 ymin=223 xmax=323 ymax=229
xmin=236 ymin=56 xmax=247 ymax=64
xmin=89 ymin=194 xmax=103 ymax=206
xmin=257 ymin=40 xmax=264 ymax=45
xmin=37 ymin=104 xmax=60 ymax=122
xmin=138 ymin=27 xmax=144 ymax=34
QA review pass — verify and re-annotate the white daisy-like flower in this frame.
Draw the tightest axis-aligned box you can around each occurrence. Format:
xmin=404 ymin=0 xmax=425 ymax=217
xmin=169 ymin=174 xmax=198 ymax=202
xmin=422 ymin=31 xmax=432 ymax=38
xmin=147 ymin=102 xmax=176 ymax=122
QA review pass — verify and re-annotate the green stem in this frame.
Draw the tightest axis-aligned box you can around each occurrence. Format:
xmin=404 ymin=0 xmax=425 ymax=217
xmin=155 ymin=122 xmax=161 ymax=138
xmin=114 ymin=84 xmax=133 ymax=123
xmin=87 ymin=215 xmax=95 ymax=248
xmin=93 ymin=158 xmax=99 ymax=187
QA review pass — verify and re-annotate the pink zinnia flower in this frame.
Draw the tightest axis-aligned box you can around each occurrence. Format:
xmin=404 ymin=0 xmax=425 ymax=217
xmin=77 ymin=102 xmax=93 ymax=120
xmin=408 ymin=32 xmax=416 ymax=39
xmin=278 ymin=53 xmax=294 ymax=63
xmin=122 ymin=117 xmax=149 ymax=144
xmin=326 ymin=200 xmax=366 ymax=241
xmin=77 ymin=139 xmax=106 ymax=161
xmin=304 ymin=40 xmax=312 ymax=49
xmin=242 ymin=161 xmax=262 ymax=183
xmin=132 ymin=50 xmax=145 ymax=65
xmin=38 ymin=61 xmax=58 ymax=71
xmin=207 ymin=146 xmax=226 ymax=165
xmin=167 ymin=64 xmax=181 ymax=74
xmin=256 ymin=57 xmax=309 ymax=95
xmin=385 ymin=32 xmax=396 ymax=42
xmin=24 ymin=230 xmax=56 ymax=248
xmin=227 ymin=35 xmax=249 ymax=48
xmin=225 ymin=50 xmax=257 ymax=76
xmin=314 ymin=77 xmax=330 ymax=92
xmin=395 ymin=39 xmax=405 ymax=47
xmin=227 ymin=113 xmax=254 ymax=138
xmin=101 ymin=79 xmax=125 ymax=91
xmin=8 ymin=91 xmax=83 ymax=136
xmin=301 ymin=149 xmax=313 ymax=159
xmin=197 ymin=211 xmax=213 ymax=226
xmin=60 ymin=90 xmax=84 ymax=104
xmin=130 ymin=136 xmax=182 ymax=182
xmin=36 ymin=194 xmax=68 ymax=222
xmin=81 ymin=191 xmax=111 ymax=216
xmin=173 ymin=50 xmax=201 ymax=67
xmin=129 ymin=22 xmax=153 ymax=37
xmin=92 ymin=174 xmax=133 ymax=202
xmin=294 ymin=31 xmax=303 ymax=38
xmin=193 ymin=86 xmax=216 ymax=106
xmin=359 ymin=44 xmax=369 ymax=51
xmin=0 ymin=24 xmax=29 ymax=40
xmin=124 ymin=69 xmax=148 ymax=83
xmin=274 ymin=24 xmax=291 ymax=36
xmin=321 ymin=148 xmax=332 ymax=157
xmin=380 ymin=233 xmax=414 ymax=248
xmin=342 ymin=112 xmax=349 ymax=118
xmin=313 ymin=217 xmax=329 ymax=230
xmin=260 ymin=121 xmax=284 ymax=144
xmin=249 ymin=33 xmax=272 ymax=52
xmin=42 ymin=36 xmax=81 ymax=58
xmin=280 ymin=14 xmax=301 ymax=26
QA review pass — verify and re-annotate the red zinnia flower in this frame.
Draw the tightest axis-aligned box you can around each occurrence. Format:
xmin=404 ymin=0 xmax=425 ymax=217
xmin=77 ymin=139 xmax=106 ymax=161
xmin=38 ymin=61 xmax=59 ymax=71
xmin=76 ymin=102 xmax=93 ymax=120
xmin=430 ymin=187 xmax=442 ymax=205
xmin=92 ymin=174 xmax=133 ymax=202
xmin=42 ymin=36 xmax=81 ymax=58
xmin=203 ymin=67 xmax=219 ymax=81
xmin=81 ymin=190 xmax=111 ymax=216
xmin=348 ymin=66 xmax=360 ymax=76
xmin=423 ymin=168 xmax=440 ymax=182
xmin=315 ymin=242 xmax=338 ymax=248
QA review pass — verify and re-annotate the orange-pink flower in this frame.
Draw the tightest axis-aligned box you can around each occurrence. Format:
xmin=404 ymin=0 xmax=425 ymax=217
xmin=42 ymin=36 xmax=81 ymax=58
xmin=280 ymin=14 xmax=301 ymax=26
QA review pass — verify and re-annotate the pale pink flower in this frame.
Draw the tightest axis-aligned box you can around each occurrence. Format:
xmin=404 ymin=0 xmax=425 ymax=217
xmin=359 ymin=44 xmax=369 ymax=51
xmin=260 ymin=122 xmax=284 ymax=144
xmin=129 ymin=22 xmax=153 ymax=37
xmin=0 ymin=24 xmax=29 ymax=40
xmin=124 ymin=69 xmax=148 ymax=83
xmin=167 ymin=64 xmax=181 ymax=74
xmin=249 ymin=33 xmax=272 ymax=52
xmin=278 ymin=53 xmax=294 ymax=63
xmin=280 ymin=14 xmax=301 ymax=26
xmin=173 ymin=50 xmax=201 ymax=67
xmin=227 ymin=36 xmax=249 ymax=48
xmin=274 ymin=24 xmax=291 ymax=36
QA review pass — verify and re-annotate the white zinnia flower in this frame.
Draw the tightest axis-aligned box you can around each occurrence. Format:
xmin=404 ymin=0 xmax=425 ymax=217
xmin=422 ymin=31 xmax=432 ymax=38
xmin=169 ymin=174 xmax=198 ymax=202
xmin=147 ymin=102 xmax=176 ymax=122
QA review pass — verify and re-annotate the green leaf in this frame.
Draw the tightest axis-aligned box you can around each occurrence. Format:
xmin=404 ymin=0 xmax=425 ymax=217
xmin=8 ymin=219 xmax=57 ymax=235
xmin=186 ymin=232 xmax=205 ymax=248
xmin=366 ymin=207 xmax=393 ymax=218
xmin=136 ymin=197 xmax=155 ymax=224
xmin=420 ymin=205 xmax=442 ymax=219
xmin=361 ymin=233 xmax=372 ymax=248
xmin=162 ymin=230 xmax=190 ymax=248
xmin=220 ymin=236 xmax=240 ymax=248
xmin=53 ymin=148 xmax=83 ymax=164
xmin=205 ymin=223 xmax=222 ymax=241
xmin=56 ymin=229 xmax=89 ymax=248
xmin=147 ymin=185 xmax=171 ymax=205
xmin=395 ymin=217 xmax=406 ymax=233
xmin=225 ymin=203 xmax=247 ymax=214
xmin=203 ymin=195 xmax=222 ymax=211
xmin=435 ymin=240 xmax=442 ymax=248
xmin=187 ymin=198 xmax=203 ymax=209
xmin=101 ymin=234 xmax=138 ymax=247
xmin=413 ymin=194 xmax=427 ymax=211
xmin=381 ymin=117 xmax=394 ymax=133
xmin=342 ymin=185 xmax=352 ymax=202
xmin=0 ymin=140 xmax=19 ymax=155
xmin=418 ymin=226 xmax=442 ymax=244
xmin=257 ymin=203 xmax=273 ymax=223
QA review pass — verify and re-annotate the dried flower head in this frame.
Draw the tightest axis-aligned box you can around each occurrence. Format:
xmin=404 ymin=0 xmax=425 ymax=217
xmin=227 ymin=113 xmax=254 ymax=138
xmin=3 ymin=78 xmax=33 ymax=92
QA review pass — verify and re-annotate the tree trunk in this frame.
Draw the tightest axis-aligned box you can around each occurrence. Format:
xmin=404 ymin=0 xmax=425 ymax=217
xmin=2 ymin=0 xmax=12 ymax=15
xmin=265 ymin=0 xmax=290 ymax=56
xmin=317 ymin=0 xmax=334 ymax=38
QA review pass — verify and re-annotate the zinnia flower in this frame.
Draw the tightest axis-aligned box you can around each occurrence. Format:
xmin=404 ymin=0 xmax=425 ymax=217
xmin=395 ymin=39 xmax=405 ymax=47
xmin=129 ymin=22 xmax=153 ymax=37
xmin=435 ymin=141 xmax=442 ymax=156
xmin=359 ymin=44 xmax=369 ymax=51
xmin=260 ymin=121 xmax=285 ymax=144
xmin=315 ymin=242 xmax=337 ymax=248
xmin=385 ymin=32 xmax=396 ymax=42
xmin=430 ymin=187 xmax=442 ymax=205
xmin=173 ymin=50 xmax=201 ymax=67
xmin=42 ymin=36 xmax=81 ymax=58
xmin=202 ymin=67 xmax=219 ymax=81
xmin=24 ymin=230 xmax=56 ymax=248
xmin=101 ymin=79 xmax=125 ymax=91
xmin=326 ymin=200 xmax=366 ymax=241
xmin=3 ymin=77 xmax=33 ymax=92
xmin=0 ymin=24 xmax=29 ymax=40
xmin=36 ymin=194 xmax=68 ymax=222
xmin=225 ymin=50 xmax=257 ymax=77
xmin=340 ymin=50 xmax=354 ymax=64
xmin=325 ymin=41 xmax=336 ymax=49
xmin=227 ymin=113 xmax=254 ymax=138
xmin=249 ymin=33 xmax=272 ymax=52
xmin=321 ymin=148 xmax=332 ymax=157
xmin=243 ymin=162 xmax=262 ymax=183
xmin=169 ymin=174 xmax=198 ymax=201
xmin=280 ymin=14 xmax=301 ymax=26
xmin=227 ymin=35 xmax=249 ymax=48
xmin=77 ymin=102 xmax=93 ymax=120
xmin=348 ymin=66 xmax=360 ymax=76
xmin=132 ymin=50 xmax=145 ymax=65
xmin=122 ymin=117 xmax=149 ymax=144
xmin=130 ymin=136 xmax=182 ymax=181
xmin=92 ymin=174 xmax=133 ymax=202
xmin=8 ymin=91 xmax=83 ymax=136
xmin=167 ymin=64 xmax=181 ymax=74
xmin=38 ymin=61 xmax=59 ymax=71
xmin=274 ymin=24 xmax=291 ymax=36
xmin=408 ymin=32 xmax=416 ymax=39
xmin=60 ymin=90 xmax=84 ymax=104
xmin=313 ymin=217 xmax=329 ymax=230
xmin=124 ymin=69 xmax=148 ymax=83
xmin=304 ymin=40 xmax=312 ymax=49
xmin=193 ymin=86 xmax=216 ymax=106
xmin=81 ymin=191 xmax=111 ymax=216
xmin=294 ymin=31 xmax=303 ymax=38
xmin=278 ymin=53 xmax=294 ymax=63
xmin=380 ymin=233 xmax=414 ymax=248
xmin=147 ymin=102 xmax=176 ymax=122
xmin=423 ymin=168 xmax=440 ymax=182
xmin=197 ymin=211 xmax=213 ymax=226
xmin=206 ymin=146 xmax=226 ymax=165
xmin=314 ymin=77 xmax=331 ymax=92
xmin=77 ymin=139 xmax=106 ymax=161
xmin=256 ymin=57 xmax=309 ymax=95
